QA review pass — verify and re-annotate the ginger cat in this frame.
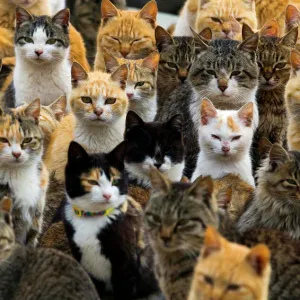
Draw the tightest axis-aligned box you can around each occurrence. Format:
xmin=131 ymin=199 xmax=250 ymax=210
xmin=188 ymin=227 xmax=271 ymax=300
xmin=94 ymin=0 xmax=157 ymax=71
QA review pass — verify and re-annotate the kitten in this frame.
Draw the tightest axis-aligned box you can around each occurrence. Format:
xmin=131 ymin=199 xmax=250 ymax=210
xmin=195 ymin=0 xmax=257 ymax=41
xmin=188 ymin=227 xmax=271 ymax=300
xmin=104 ymin=51 xmax=159 ymax=122
xmin=0 ymin=100 xmax=48 ymax=246
xmin=145 ymin=169 xmax=219 ymax=300
xmin=0 ymin=196 xmax=100 ymax=300
xmin=3 ymin=8 xmax=72 ymax=108
xmin=124 ymin=111 xmax=185 ymax=188
xmin=94 ymin=0 xmax=157 ymax=71
xmin=64 ymin=141 xmax=160 ymax=299
xmin=192 ymin=99 xmax=255 ymax=186
xmin=238 ymin=143 xmax=300 ymax=239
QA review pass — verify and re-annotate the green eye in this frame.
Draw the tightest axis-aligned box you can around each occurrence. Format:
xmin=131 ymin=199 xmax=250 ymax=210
xmin=167 ymin=62 xmax=177 ymax=69
xmin=0 ymin=138 xmax=9 ymax=144
xmin=276 ymin=63 xmax=286 ymax=69
xmin=146 ymin=213 xmax=161 ymax=224
xmin=112 ymin=178 xmax=120 ymax=186
xmin=81 ymin=97 xmax=92 ymax=104
xmin=286 ymin=179 xmax=297 ymax=186
xmin=135 ymin=82 xmax=145 ymax=88
xmin=24 ymin=37 xmax=34 ymax=43
xmin=46 ymin=39 xmax=56 ymax=45
xmin=177 ymin=219 xmax=189 ymax=226
xmin=23 ymin=137 xmax=33 ymax=144
xmin=231 ymin=71 xmax=241 ymax=77
xmin=88 ymin=180 xmax=99 ymax=186
xmin=105 ymin=98 xmax=116 ymax=105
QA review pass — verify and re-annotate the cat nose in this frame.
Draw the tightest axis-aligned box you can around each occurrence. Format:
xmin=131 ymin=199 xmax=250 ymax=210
xmin=120 ymin=49 xmax=129 ymax=57
xmin=218 ymin=85 xmax=228 ymax=92
xmin=161 ymin=237 xmax=171 ymax=246
xmin=94 ymin=108 xmax=103 ymax=116
xmin=126 ymin=93 xmax=134 ymax=99
xmin=218 ymin=79 xmax=228 ymax=92
xmin=154 ymin=163 xmax=162 ymax=169
xmin=178 ymin=76 xmax=187 ymax=83
xmin=222 ymin=146 xmax=230 ymax=153
xmin=178 ymin=69 xmax=188 ymax=83
xmin=35 ymin=49 xmax=44 ymax=56
xmin=103 ymin=193 xmax=112 ymax=201
xmin=222 ymin=28 xmax=231 ymax=35
xmin=12 ymin=152 xmax=21 ymax=159
xmin=263 ymin=72 xmax=273 ymax=81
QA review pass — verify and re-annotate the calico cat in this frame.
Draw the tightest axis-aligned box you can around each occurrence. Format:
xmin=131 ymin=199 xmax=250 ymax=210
xmin=3 ymin=8 xmax=72 ymax=108
xmin=0 ymin=100 xmax=48 ymax=246
xmin=188 ymin=227 xmax=271 ymax=300
xmin=104 ymin=51 xmax=159 ymax=122
xmin=64 ymin=141 xmax=160 ymax=299
xmin=0 ymin=196 xmax=100 ymax=300
xmin=124 ymin=111 xmax=185 ymax=188
xmin=94 ymin=0 xmax=157 ymax=71
xmin=144 ymin=169 xmax=219 ymax=300
xmin=192 ymin=99 xmax=255 ymax=186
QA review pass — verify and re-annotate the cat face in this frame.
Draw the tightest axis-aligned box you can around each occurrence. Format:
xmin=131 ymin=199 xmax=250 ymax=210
xmin=14 ymin=8 xmax=70 ymax=65
xmin=145 ymin=170 xmax=218 ymax=252
xmin=0 ymin=100 xmax=43 ymax=167
xmin=200 ymin=99 xmax=254 ymax=160
xmin=71 ymin=62 xmax=128 ymax=126
xmin=10 ymin=0 xmax=39 ymax=8
xmin=65 ymin=141 xmax=127 ymax=212
xmin=99 ymin=0 xmax=157 ymax=60
xmin=189 ymin=34 xmax=259 ymax=105
xmin=124 ymin=112 xmax=184 ymax=184
xmin=196 ymin=0 xmax=257 ymax=41
xmin=190 ymin=227 xmax=271 ymax=300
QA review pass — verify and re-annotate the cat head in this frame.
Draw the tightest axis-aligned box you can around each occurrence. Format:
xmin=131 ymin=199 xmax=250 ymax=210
xmin=0 ymin=100 xmax=43 ymax=167
xmin=71 ymin=62 xmax=128 ymax=126
xmin=99 ymin=0 xmax=157 ymax=60
xmin=124 ymin=111 xmax=184 ymax=185
xmin=10 ymin=0 xmax=39 ymax=8
xmin=189 ymin=33 xmax=259 ymax=105
xmin=65 ymin=141 xmax=127 ymax=212
xmin=104 ymin=51 xmax=159 ymax=102
xmin=190 ymin=227 xmax=271 ymax=300
xmin=196 ymin=0 xmax=257 ymax=41
xmin=145 ymin=169 xmax=219 ymax=252
xmin=199 ymin=99 xmax=254 ymax=160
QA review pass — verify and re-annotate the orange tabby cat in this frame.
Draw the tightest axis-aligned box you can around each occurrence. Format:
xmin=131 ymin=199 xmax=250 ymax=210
xmin=188 ymin=227 xmax=271 ymax=300
xmin=94 ymin=0 xmax=157 ymax=71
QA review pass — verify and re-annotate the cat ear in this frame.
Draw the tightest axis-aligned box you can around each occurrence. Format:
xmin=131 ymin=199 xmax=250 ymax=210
xmin=290 ymin=49 xmax=300 ymax=71
xmin=141 ymin=51 xmax=160 ymax=73
xmin=68 ymin=141 xmax=89 ymax=164
xmin=246 ymin=244 xmax=270 ymax=276
xmin=103 ymin=50 xmax=120 ymax=73
xmin=25 ymin=99 xmax=40 ymax=124
xmin=191 ymin=27 xmax=210 ymax=51
xmin=0 ymin=196 xmax=13 ymax=214
xmin=48 ymin=96 xmax=67 ymax=121
xmin=101 ymin=0 xmax=119 ymax=24
xmin=238 ymin=32 xmax=259 ymax=53
xmin=258 ymin=137 xmax=273 ymax=157
xmin=198 ymin=28 xmax=212 ymax=40
xmin=269 ymin=144 xmax=290 ymax=170
xmin=150 ymin=168 xmax=170 ymax=194
xmin=155 ymin=26 xmax=174 ymax=52
xmin=200 ymin=0 xmax=210 ymax=7
xmin=15 ymin=7 xmax=33 ymax=28
xmin=280 ymin=27 xmax=298 ymax=47
xmin=242 ymin=23 xmax=255 ymax=40
xmin=108 ymin=141 xmax=126 ymax=171
xmin=238 ymin=102 xmax=253 ymax=127
xmin=126 ymin=111 xmax=144 ymax=132
xmin=286 ymin=5 xmax=300 ymax=31
xmin=138 ymin=0 xmax=158 ymax=28
xmin=110 ymin=64 xmax=128 ymax=90
xmin=260 ymin=20 xmax=279 ymax=38
xmin=71 ymin=62 xmax=89 ymax=88
xmin=201 ymin=98 xmax=217 ymax=125
xmin=52 ymin=8 xmax=70 ymax=27
xmin=165 ymin=114 xmax=183 ymax=132
xmin=202 ymin=226 xmax=222 ymax=258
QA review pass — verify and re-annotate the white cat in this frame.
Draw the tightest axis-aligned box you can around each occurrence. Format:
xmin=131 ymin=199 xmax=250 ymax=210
xmin=192 ymin=98 xmax=255 ymax=186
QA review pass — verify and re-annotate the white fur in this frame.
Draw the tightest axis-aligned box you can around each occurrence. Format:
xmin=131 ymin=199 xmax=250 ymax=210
xmin=49 ymin=0 xmax=65 ymax=14
xmin=14 ymin=27 xmax=71 ymax=106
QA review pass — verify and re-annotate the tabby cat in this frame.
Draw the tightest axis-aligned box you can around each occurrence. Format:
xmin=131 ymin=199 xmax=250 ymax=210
xmin=188 ymin=227 xmax=271 ymax=300
xmin=94 ymin=0 xmax=157 ymax=71
xmin=0 ymin=196 xmax=100 ymax=300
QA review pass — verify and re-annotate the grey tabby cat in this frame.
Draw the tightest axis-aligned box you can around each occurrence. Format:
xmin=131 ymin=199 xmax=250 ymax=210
xmin=144 ymin=169 xmax=219 ymax=300
xmin=0 ymin=196 xmax=100 ymax=300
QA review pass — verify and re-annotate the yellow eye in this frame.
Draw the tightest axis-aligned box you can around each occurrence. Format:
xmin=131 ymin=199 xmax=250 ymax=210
xmin=46 ymin=39 xmax=56 ymax=45
xmin=81 ymin=97 xmax=92 ymax=104
xmin=105 ymin=98 xmax=116 ymax=105
xmin=23 ymin=137 xmax=33 ymax=143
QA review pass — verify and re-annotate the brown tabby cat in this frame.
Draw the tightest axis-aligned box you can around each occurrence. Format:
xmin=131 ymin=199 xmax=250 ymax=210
xmin=188 ymin=227 xmax=271 ymax=300
xmin=94 ymin=0 xmax=157 ymax=71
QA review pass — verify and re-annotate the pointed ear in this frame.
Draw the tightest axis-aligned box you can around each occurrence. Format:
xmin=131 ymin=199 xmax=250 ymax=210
xmin=109 ymin=141 xmax=126 ymax=171
xmin=200 ymin=0 xmax=210 ymax=7
xmin=242 ymin=23 xmax=255 ymax=40
xmin=25 ymin=99 xmax=40 ymax=124
xmin=201 ymin=98 xmax=217 ymax=125
xmin=165 ymin=114 xmax=182 ymax=132
xmin=141 ymin=51 xmax=160 ymax=73
xmin=238 ymin=102 xmax=253 ymax=127
xmin=110 ymin=64 xmax=128 ymax=90
xmin=217 ymin=187 xmax=232 ymax=210
xmin=291 ymin=49 xmax=300 ymax=71
xmin=126 ymin=111 xmax=144 ymax=132
xmin=269 ymin=144 xmax=290 ymax=171
xmin=258 ymin=137 xmax=273 ymax=157
xmin=101 ymin=0 xmax=119 ymax=24
xmin=191 ymin=27 xmax=210 ymax=51
xmin=246 ymin=244 xmax=270 ymax=276
xmin=0 ymin=197 xmax=13 ymax=214
xmin=286 ymin=5 xmax=300 ymax=31
xmin=138 ymin=0 xmax=158 ymax=28
xmin=52 ymin=8 xmax=70 ymax=27
xmin=260 ymin=20 xmax=279 ymax=37
xmin=238 ymin=32 xmax=259 ymax=53
xmin=150 ymin=167 xmax=170 ymax=194
xmin=198 ymin=27 xmax=212 ymax=40
xmin=68 ymin=141 xmax=89 ymax=164
xmin=155 ymin=26 xmax=174 ymax=52
xmin=48 ymin=96 xmax=67 ymax=121
xmin=15 ymin=7 xmax=33 ymax=29
xmin=280 ymin=27 xmax=298 ymax=47
xmin=202 ymin=227 xmax=222 ymax=258
xmin=71 ymin=62 xmax=88 ymax=88
xmin=103 ymin=50 xmax=120 ymax=73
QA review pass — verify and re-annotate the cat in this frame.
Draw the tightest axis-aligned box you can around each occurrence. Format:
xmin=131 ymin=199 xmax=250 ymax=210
xmin=94 ymin=0 xmax=157 ymax=71
xmin=0 ymin=196 xmax=100 ymax=300
xmin=124 ymin=111 xmax=185 ymax=188
xmin=3 ymin=8 xmax=72 ymax=108
xmin=0 ymin=100 xmax=48 ymax=246
xmin=104 ymin=50 xmax=159 ymax=122
xmin=238 ymin=143 xmax=300 ymax=239
xmin=144 ymin=169 xmax=219 ymax=300
xmin=63 ymin=141 xmax=160 ymax=299
xmin=188 ymin=227 xmax=271 ymax=300
xmin=192 ymin=99 xmax=255 ymax=186
xmin=286 ymin=49 xmax=300 ymax=151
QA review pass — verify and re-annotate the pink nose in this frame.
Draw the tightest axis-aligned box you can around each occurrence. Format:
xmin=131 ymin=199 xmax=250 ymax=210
xmin=103 ymin=194 xmax=112 ymax=201
xmin=35 ymin=49 xmax=44 ymax=56
xmin=222 ymin=146 xmax=230 ymax=153
xmin=126 ymin=93 xmax=133 ymax=99
xmin=12 ymin=152 xmax=21 ymax=158
xmin=94 ymin=108 xmax=103 ymax=116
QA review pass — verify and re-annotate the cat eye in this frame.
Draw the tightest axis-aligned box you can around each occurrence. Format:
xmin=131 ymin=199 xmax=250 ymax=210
xmin=230 ymin=71 xmax=241 ymax=77
xmin=206 ymin=70 xmax=217 ymax=77
xmin=110 ymin=37 xmax=120 ymax=43
xmin=146 ymin=213 xmax=161 ymax=224
xmin=87 ymin=180 xmax=99 ymax=186
xmin=24 ymin=37 xmax=34 ymax=44
xmin=275 ymin=63 xmax=286 ymax=69
xmin=0 ymin=138 xmax=9 ymax=144
xmin=167 ymin=62 xmax=178 ymax=69
xmin=105 ymin=98 xmax=116 ymax=105
xmin=285 ymin=179 xmax=297 ymax=186
xmin=23 ymin=137 xmax=33 ymax=143
xmin=235 ymin=18 xmax=243 ymax=22
xmin=131 ymin=39 xmax=141 ymax=45
xmin=177 ymin=219 xmax=189 ymax=226
xmin=227 ymin=284 xmax=240 ymax=291
xmin=135 ymin=82 xmax=145 ymax=88
xmin=231 ymin=135 xmax=241 ymax=141
xmin=211 ymin=17 xmax=222 ymax=23
xmin=204 ymin=275 xmax=214 ymax=285
xmin=112 ymin=178 xmax=120 ymax=186
xmin=81 ymin=97 xmax=92 ymax=104
xmin=46 ymin=39 xmax=57 ymax=45
xmin=211 ymin=134 xmax=221 ymax=141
